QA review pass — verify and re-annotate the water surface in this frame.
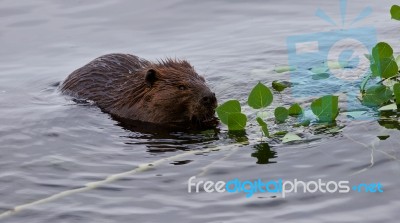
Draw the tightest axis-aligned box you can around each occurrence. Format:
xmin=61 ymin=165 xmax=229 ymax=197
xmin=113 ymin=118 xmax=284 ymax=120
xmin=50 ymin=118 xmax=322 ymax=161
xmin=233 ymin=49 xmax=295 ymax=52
xmin=1 ymin=0 xmax=400 ymax=222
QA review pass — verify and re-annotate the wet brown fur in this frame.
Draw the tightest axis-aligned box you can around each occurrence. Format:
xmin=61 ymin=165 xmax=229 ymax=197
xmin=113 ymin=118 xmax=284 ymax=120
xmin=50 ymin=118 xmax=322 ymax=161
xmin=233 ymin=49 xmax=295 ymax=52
xmin=60 ymin=53 xmax=217 ymax=128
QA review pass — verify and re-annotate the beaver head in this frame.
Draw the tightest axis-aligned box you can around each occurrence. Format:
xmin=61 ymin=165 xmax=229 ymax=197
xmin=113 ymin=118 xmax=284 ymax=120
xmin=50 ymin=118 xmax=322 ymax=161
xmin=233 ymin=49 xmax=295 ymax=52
xmin=145 ymin=60 xmax=218 ymax=127
xmin=114 ymin=59 xmax=218 ymax=128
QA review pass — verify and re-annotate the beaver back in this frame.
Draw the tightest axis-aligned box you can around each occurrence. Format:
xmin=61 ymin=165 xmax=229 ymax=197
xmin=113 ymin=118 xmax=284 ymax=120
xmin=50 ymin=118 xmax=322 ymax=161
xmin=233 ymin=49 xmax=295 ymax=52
xmin=61 ymin=54 xmax=149 ymax=111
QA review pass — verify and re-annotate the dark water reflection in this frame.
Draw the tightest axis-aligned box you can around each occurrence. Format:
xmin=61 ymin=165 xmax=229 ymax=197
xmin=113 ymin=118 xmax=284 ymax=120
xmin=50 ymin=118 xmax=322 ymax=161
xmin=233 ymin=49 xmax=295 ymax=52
xmin=1 ymin=0 xmax=400 ymax=222
xmin=251 ymin=143 xmax=277 ymax=164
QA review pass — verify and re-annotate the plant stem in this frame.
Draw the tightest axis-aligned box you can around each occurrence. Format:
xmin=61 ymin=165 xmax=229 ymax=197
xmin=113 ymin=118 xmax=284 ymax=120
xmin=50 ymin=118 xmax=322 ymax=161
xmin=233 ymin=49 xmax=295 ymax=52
xmin=377 ymin=73 xmax=400 ymax=85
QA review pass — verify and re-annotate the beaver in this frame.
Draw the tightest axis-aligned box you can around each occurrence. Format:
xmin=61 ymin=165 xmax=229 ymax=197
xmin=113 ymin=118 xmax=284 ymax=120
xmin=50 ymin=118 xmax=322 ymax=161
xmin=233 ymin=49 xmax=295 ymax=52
xmin=60 ymin=53 xmax=218 ymax=129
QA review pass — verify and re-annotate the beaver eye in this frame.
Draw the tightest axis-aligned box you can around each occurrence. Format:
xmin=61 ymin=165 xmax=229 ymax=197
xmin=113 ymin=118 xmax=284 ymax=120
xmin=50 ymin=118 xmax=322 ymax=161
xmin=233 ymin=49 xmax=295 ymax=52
xmin=178 ymin=85 xmax=187 ymax=90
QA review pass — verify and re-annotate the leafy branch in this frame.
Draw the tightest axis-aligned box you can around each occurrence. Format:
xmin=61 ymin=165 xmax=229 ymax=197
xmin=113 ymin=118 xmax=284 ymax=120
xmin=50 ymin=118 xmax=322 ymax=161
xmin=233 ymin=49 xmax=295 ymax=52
xmin=216 ymin=5 xmax=400 ymax=141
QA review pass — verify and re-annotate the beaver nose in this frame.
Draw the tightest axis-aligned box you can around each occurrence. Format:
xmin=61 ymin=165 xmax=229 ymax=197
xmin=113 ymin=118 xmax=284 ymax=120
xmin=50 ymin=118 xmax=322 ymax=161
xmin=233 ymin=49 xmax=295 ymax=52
xmin=201 ymin=93 xmax=217 ymax=106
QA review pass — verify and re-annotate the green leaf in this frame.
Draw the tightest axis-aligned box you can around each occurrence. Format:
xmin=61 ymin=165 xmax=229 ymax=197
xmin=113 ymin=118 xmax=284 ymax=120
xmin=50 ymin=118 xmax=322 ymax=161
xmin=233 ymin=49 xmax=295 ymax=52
xmin=274 ymin=107 xmax=289 ymax=123
xmin=288 ymin=103 xmax=303 ymax=116
xmin=310 ymin=66 xmax=328 ymax=74
xmin=293 ymin=119 xmax=311 ymax=127
xmin=370 ymin=58 xmax=398 ymax=78
xmin=370 ymin=42 xmax=398 ymax=78
xmin=272 ymin=81 xmax=289 ymax=92
xmin=282 ymin=133 xmax=302 ymax=143
xmin=273 ymin=131 xmax=288 ymax=136
xmin=372 ymin=42 xmax=393 ymax=60
xmin=378 ymin=103 xmax=397 ymax=111
xmin=381 ymin=58 xmax=398 ymax=79
xmin=370 ymin=63 xmax=380 ymax=77
xmin=311 ymin=95 xmax=339 ymax=122
xmin=362 ymin=85 xmax=393 ymax=107
xmin=377 ymin=135 xmax=390 ymax=140
xmin=227 ymin=112 xmax=247 ymax=131
xmin=394 ymin=83 xmax=400 ymax=105
xmin=391 ymin=5 xmax=400 ymax=21
xmin=274 ymin=66 xmax=296 ymax=73
xmin=248 ymin=82 xmax=273 ymax=109
xmin=256 ymin=117 xmax=269 ymax=137
xmin=327 ymin=61 xmax=342 ymax=69
xmin=216 ymin=100 xmax=241 ymax=125
xmin=312 ymin=73 xmax=330 ymax=80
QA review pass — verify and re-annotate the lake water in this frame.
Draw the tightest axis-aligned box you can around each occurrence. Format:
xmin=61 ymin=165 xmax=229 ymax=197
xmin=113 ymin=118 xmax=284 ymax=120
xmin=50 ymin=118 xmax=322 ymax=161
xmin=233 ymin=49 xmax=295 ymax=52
xmin=1 ymin=0 xmax=400 ymax=222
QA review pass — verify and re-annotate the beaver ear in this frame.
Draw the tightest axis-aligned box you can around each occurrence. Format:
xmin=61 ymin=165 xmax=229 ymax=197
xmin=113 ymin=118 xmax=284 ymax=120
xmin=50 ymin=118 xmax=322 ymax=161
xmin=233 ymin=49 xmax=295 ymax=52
xmin=145 ymin=69 xmax=158 ymax=87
